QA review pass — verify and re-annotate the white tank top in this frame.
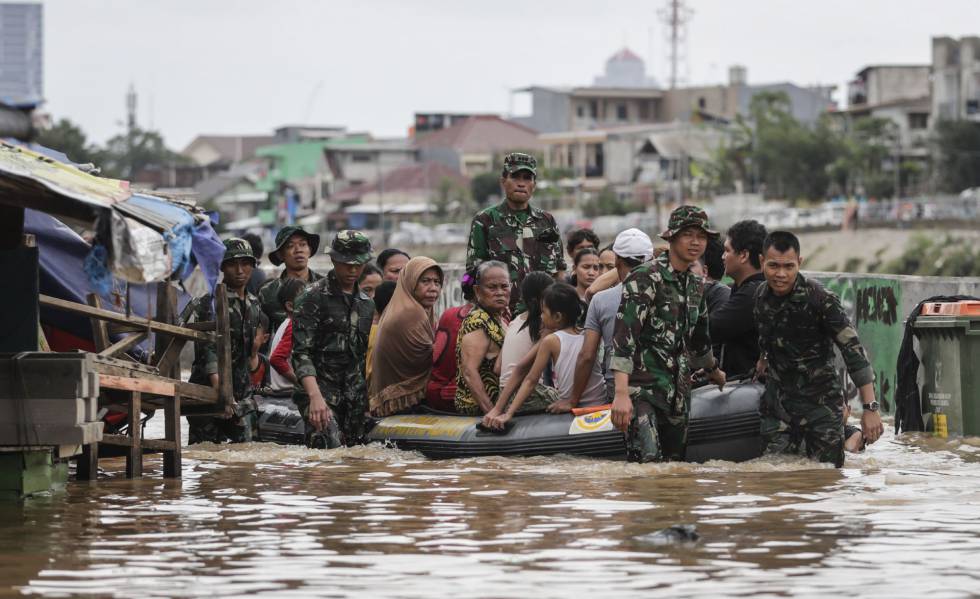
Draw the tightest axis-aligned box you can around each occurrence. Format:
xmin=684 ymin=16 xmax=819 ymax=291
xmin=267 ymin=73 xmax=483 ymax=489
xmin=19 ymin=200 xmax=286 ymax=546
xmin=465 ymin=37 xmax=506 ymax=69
xmin=553 ymin=330 xmax=606 ymax=407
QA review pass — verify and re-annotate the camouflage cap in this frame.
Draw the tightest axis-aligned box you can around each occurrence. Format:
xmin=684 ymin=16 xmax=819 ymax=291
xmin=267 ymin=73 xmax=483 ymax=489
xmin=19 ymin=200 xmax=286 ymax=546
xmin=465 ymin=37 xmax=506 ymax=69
xmin=222 ymin=237 xmax=257 ymax=266
xmin=660 ymin=205 xmax=719 ymax=240
xmin=502 ymin=152 xmax=537 ymax=176
xmin=328 ymin=229 xmax=373 ymax=265
xmin=269 ymin=225 xmax=321 ymax=266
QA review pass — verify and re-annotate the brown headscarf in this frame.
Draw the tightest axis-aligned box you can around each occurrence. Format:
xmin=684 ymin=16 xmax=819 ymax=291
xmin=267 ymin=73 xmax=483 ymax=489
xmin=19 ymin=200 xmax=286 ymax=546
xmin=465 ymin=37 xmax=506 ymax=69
xmin=368 ymin=256 xmax=444 ymax=417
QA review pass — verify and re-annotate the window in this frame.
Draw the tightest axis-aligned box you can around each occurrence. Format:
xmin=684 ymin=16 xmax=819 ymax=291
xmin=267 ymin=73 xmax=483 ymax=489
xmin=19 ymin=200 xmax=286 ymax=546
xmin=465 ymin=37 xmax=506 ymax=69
xmin=616 ymin=102 xmax=628 ymax=121
xmin=698 ymin=97 xmax=706 ymax=109
xmin=589 ymin=100 xmax=598 ymax=118
xmin=351 ymin=152 xmax=373 ymax=163
xmin=908 ymin=113 xmax=929 ymax=130
xmin=577 ymin=104 xmax=585 ymax=118
xmin=638 ymin=101 xmax=650 ymax=120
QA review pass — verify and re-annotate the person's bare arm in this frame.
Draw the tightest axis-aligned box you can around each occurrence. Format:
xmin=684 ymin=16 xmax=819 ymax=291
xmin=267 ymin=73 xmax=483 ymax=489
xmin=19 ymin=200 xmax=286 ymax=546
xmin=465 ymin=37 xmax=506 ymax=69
xmin=611 ymin=370 xmax=632 ymax=431
xmin=858 ymin=383 xmax=884 ymax=444
xmin=301 ymin=376 xmax=332 ymax=431
xmin=586 ymin=268 xmax=619 ymax=300
xmin=488 ymin=335 xmax=560 ymax=429
xmin=489 ymin=340 xmax=544 ymax=417
xmin=459 ymin=330 xmax=496 ymax=414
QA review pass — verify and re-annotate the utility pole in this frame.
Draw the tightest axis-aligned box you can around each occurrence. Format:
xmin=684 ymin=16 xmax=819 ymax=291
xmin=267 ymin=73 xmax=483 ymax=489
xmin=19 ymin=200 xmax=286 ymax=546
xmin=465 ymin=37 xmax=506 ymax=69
xmin=125 ymin=84 xmax=137 ymax=178
xmin=658 ymin=0 xmax=693 ymax=89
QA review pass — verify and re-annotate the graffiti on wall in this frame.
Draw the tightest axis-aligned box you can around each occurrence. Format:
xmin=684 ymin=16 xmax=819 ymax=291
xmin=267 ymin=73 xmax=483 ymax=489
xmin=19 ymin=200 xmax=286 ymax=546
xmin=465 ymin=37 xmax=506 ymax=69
xmin=816 ymin=275 xmax=903 ymax=412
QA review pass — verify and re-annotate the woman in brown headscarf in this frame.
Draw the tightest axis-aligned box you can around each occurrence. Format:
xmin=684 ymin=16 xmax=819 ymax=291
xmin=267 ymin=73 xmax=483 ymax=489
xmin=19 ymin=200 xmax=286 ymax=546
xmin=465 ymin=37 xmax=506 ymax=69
xmin=368 ymin=256 xmax=444 ymax=417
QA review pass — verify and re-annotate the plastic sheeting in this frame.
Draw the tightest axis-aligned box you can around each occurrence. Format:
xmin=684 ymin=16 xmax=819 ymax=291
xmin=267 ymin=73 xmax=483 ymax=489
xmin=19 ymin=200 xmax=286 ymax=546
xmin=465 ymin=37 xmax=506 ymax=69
xmin=24 ymin=209 xmax=192 ymax=350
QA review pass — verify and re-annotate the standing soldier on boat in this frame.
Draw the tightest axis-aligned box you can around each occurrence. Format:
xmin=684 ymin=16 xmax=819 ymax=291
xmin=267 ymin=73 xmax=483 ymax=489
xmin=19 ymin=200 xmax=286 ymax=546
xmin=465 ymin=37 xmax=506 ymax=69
xmin=754 ymin=230 xmax=883 ymax=467
xmin=187 ymin=238 xmax=267 ymax=444
xmin=466 ymin=152 xmax=565 ymax=315
xmin=290 ymin=230 xmax=375 ymax=447
xmin=610 ymin=206 xmax=726 ymax=463
xmin=258 ymin=226 xmax=323 ymax=337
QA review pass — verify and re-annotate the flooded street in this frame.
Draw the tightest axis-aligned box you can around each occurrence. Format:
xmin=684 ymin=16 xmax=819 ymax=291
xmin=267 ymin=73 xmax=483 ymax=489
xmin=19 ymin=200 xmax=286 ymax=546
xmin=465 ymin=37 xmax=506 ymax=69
xmin=3 ymin=421 xmax=980 ymax=598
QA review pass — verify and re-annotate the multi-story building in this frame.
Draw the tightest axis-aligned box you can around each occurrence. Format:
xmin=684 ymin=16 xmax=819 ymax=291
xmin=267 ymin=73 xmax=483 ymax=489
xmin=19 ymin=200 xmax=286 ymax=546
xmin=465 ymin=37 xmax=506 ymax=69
xmin=514 ymin=50 xmax=836 ymax=133
xmin=932 ymin=36 xmax=980 ymax=122
xmin=0 ymin=2 xmax=42 ymax=106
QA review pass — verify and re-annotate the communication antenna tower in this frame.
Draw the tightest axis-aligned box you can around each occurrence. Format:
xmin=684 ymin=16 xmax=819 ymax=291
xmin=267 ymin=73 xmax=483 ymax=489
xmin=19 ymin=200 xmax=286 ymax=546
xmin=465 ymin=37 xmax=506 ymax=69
xmin=658 ymin=0 xmax=693 ymax=89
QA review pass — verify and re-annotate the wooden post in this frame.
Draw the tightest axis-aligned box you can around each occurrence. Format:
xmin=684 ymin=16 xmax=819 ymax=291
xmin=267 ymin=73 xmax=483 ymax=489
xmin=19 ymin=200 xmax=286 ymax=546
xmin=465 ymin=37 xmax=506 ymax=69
xmin=214 ymin=284 xmax=233 ymax=413
xmin=86 ymin=293 xmax=111 ymax=352
xmin=163 ymin=390 xmax=181 ymax=478
xmin=154 ymin=282 xmax=179 ymax=380
xmin=126 ymin=391 xmax=142 ymax=479
xmin=77 ymin=442 xmax=99 ymax=481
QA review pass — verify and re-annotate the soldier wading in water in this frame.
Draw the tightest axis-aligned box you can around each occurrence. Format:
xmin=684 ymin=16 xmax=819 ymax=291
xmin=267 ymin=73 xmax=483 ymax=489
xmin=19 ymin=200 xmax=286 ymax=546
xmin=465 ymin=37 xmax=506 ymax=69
xmin=610 ymin=206 xmax=726 ymax=463
xmin=291 ymin=230 xmax=375 ymax=447
xmin=754 ymin=230 xmax=883 ymax=467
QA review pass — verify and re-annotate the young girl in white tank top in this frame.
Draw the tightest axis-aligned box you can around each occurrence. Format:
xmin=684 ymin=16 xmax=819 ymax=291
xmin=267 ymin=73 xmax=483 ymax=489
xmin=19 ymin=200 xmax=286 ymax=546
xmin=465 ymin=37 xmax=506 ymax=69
xmin=483 ymin=283 xmax=606 ymax=431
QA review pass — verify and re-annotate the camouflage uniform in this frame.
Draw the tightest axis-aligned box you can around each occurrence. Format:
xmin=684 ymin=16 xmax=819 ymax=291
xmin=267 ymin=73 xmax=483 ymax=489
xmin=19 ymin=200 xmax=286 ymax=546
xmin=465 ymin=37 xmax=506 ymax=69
xmin=465 ymin=153 xmax=565 ymax=315
xmin=258 ymin=226 xmax=323 ymax=336
xmin=291 ymin=230 xmax=375 ymax=447
xmin=609 ymin=206 xmax=718 ymax=463
xmin=188 ymin=238 xmax=264 ymax=444
xmin=257 ymin=268 xmax=324 ymax=337
xmin=754 ymin=274 xmax=874 ymax=467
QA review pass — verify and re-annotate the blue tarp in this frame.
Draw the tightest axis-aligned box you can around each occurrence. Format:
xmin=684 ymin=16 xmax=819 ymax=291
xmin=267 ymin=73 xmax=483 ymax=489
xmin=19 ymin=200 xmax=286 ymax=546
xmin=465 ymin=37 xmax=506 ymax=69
xmin=25 ymin=209 xmax=192 ymax=350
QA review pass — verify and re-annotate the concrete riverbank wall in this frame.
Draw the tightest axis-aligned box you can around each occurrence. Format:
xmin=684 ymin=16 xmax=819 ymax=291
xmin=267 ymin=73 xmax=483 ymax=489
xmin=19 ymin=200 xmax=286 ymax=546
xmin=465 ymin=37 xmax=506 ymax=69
xmin=436 ymin=265 xmax=980 ymax=414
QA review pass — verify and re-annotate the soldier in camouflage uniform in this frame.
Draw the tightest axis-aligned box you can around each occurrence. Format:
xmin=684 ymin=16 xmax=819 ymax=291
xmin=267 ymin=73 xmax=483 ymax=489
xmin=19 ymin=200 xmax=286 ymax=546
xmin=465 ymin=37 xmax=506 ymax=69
xmin=291 ymin=230 xmax=375 ymax=447
xmin=257 ymin=225 xmax=324 ymax=338
xmin=187 ymin=238 xmax=266 ymax=444
xmin=610 ymin=206 xmax=726 ymax=463
xmin=754 ymin=230 xmax=883 ymax=467
xmin=466 ymin=152 xmax=565 ymax=315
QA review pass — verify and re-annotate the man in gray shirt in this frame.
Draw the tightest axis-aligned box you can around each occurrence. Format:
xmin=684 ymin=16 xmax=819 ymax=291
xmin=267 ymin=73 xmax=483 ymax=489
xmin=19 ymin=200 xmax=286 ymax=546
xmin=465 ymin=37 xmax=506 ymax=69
xmin=550 ymin=229 xmax=654 ymax=412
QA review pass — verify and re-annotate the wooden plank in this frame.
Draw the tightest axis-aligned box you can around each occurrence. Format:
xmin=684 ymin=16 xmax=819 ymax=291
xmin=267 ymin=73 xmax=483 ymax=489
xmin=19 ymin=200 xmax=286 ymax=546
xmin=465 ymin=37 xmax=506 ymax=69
xmin=86 ymin=294 xmax=110 ymax=352
xmin=176 ymin=381 xmax=218 ymax=403
xmin=40 ymin=294 xmax=213 ymax=343
xmin=100 ymin=433 xmax=135 ymax=447
xmin=163 ymin=390 xmax=181 ymax=478
xmin=142 ymin=438 xmax=178 ymax=452
xmin=99 ymin=374 xmax=175 ymax=396
xmin=152 ymin=337 xmax=187 ymax=380
xmin=126 ymin=392 xmax=142 ymax=479
xmin=97 ymin=332 xmax=147 ymax=359
xmin=183 ymin=321 xmax=216 ymax=332
xmin=214 ymin=284 xmax=233 ymax=412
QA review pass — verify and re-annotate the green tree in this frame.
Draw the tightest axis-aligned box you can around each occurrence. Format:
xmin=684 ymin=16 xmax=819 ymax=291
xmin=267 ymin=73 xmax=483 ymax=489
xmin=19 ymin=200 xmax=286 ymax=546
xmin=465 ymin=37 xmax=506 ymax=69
xmin=95 ymin=126 xmax=188 ymax=179
xmin=35 ymin=118 xmax=99 ymax=165
xmin=934 ymin=120 xmax=980 ymax=193
xmin=582 ymin=187 xmax=638 ymax=217
xmin=470 ymin=172 xmax=500 ymax=206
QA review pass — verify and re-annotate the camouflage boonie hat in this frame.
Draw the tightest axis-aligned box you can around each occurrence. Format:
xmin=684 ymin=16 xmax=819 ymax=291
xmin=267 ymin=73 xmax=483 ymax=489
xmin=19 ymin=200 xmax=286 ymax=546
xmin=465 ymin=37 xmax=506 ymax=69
xmin=502 ymin=152 xmax=537 ymax=176
xmin=222 ymin=237 xmax=257 ymax=266
xmin=660 ymin=205 xmax=719 ymax=240
xmin=328 ymin=230 xmax=373 ymax=265
xmin=269 ymin=225 xmax=321 ymax=266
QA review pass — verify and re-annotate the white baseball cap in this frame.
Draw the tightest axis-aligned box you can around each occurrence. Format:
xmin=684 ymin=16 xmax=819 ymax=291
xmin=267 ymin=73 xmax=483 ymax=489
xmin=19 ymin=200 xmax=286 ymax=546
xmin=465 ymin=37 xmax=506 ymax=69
xmin=612 ymin=228 xmax=654 ymax=262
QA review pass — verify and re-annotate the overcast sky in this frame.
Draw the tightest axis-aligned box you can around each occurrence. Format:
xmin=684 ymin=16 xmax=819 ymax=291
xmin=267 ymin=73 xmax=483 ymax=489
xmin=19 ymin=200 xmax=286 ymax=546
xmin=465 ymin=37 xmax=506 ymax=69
xmin=41 ymin=0 xmax=979 ymax=150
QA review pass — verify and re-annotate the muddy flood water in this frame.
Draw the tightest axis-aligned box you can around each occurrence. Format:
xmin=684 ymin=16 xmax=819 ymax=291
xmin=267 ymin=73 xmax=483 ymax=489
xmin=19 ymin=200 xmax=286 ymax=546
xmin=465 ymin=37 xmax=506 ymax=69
xmin=3 ymin=418 xmax=980 ymax=598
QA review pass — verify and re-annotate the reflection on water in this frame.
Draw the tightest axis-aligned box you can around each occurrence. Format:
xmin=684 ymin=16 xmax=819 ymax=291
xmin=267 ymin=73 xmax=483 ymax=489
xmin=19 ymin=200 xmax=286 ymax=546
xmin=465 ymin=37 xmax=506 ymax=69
xmin=3 ymin=422 xmax=980 ymax=597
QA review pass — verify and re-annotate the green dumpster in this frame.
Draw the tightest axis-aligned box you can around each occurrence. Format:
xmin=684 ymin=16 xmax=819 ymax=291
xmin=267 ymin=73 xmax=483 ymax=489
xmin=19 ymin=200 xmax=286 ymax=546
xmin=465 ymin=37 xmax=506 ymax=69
xmin=914 ymin=306 xmax=980 ymax=437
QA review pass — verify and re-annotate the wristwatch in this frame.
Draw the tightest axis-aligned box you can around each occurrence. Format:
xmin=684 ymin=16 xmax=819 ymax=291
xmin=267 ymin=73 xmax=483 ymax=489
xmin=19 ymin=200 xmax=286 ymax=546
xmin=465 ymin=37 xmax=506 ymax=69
xmin=862 ymin=401 xmax=879 ymax=412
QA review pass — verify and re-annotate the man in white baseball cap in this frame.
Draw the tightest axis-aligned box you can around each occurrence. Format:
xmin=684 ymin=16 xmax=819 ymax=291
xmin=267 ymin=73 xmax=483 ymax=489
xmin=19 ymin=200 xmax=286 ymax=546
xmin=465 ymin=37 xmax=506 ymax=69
xmin=552 ymin=228 xmax=654 ymax=413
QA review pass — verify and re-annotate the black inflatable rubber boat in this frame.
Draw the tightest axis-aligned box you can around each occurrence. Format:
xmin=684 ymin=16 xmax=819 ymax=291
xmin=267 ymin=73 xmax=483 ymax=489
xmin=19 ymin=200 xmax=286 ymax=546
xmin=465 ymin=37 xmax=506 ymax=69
xmin=256 ymin=381 xmax=764 ymax=462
